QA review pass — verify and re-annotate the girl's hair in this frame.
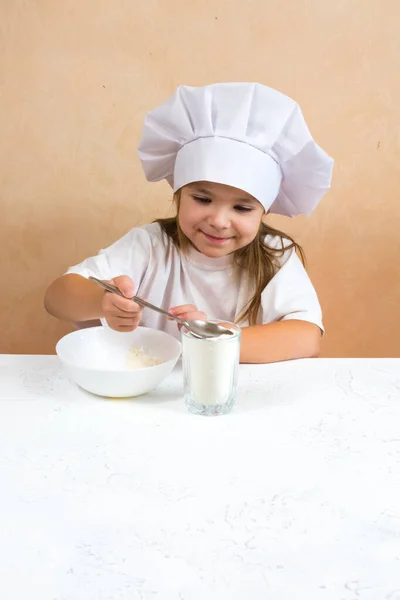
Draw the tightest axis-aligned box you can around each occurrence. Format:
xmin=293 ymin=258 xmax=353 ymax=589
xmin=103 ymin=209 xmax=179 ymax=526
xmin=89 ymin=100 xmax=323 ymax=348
xmin=155 ymin=190 xmax=305 ymax=325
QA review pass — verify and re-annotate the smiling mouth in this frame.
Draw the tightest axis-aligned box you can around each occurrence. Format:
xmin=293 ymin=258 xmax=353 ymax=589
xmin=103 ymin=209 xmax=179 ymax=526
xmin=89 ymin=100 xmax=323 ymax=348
xmin=201 ymin=231 xmax=233 ymax=243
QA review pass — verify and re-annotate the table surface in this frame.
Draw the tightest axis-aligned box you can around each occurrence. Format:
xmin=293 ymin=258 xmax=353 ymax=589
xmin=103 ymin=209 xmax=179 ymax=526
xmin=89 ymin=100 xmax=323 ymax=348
xmin=1 ymin=355 xmax=400 ymax=600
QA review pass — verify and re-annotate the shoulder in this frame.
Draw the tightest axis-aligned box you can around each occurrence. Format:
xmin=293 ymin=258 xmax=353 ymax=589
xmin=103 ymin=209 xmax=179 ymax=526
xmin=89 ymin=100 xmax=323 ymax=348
xmin=262 ymin=233 xmax=298 ymax=269
xmin=121 ymin=222 xmax=163 ymax=241
xmin=112 ymin=222 xmax=170 ymax=252
xmin=263 ymin=233 xmax=293 ymax=251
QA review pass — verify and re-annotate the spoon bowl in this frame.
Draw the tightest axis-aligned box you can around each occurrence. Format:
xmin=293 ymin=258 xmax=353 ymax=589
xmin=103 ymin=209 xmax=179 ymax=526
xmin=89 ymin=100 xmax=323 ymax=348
xmin=182 ymin=319 xmax=234 ymax=339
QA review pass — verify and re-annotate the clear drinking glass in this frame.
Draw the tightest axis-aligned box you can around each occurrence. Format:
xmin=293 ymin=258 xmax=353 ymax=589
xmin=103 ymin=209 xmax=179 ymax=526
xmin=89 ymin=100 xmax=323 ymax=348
xmin=181 ymin=321 xmax=241 ymax=416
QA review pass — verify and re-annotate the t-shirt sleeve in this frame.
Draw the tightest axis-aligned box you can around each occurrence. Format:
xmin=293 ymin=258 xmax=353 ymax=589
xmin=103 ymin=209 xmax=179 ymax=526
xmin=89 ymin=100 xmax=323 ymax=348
xmin=261 ymin=247 xmax=324 ymax=332
xmin=65 ymin=226 xmax=151 ymax=292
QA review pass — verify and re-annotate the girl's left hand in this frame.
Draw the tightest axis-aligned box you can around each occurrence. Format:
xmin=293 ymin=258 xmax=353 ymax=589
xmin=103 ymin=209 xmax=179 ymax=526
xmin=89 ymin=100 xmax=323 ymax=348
xmin=169 ymin=304 xmax=207 ymax=328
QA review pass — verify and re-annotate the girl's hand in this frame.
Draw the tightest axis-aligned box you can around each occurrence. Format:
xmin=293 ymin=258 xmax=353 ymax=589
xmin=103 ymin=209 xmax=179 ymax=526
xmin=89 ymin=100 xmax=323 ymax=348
xmin=169 ymin=304 xmax=207 ymax=329
xmin=101 ymin=275 xmax=143 ymax=332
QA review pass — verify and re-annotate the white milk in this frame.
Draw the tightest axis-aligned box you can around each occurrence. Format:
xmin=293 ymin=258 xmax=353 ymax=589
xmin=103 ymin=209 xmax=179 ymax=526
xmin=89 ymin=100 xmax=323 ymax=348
xmin=182 ymin=329 xmax=240 ymax=406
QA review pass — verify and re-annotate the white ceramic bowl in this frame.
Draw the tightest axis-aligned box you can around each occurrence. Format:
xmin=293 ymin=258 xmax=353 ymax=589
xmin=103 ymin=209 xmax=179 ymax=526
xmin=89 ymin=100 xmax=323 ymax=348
xmin=56 ymin=326 xmax=181 ymax=398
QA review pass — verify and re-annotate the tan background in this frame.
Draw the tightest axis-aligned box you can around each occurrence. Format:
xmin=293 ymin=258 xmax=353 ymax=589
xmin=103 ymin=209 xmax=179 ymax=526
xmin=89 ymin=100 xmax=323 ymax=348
xmin=1 ymin=0 xmax=399 ymax=356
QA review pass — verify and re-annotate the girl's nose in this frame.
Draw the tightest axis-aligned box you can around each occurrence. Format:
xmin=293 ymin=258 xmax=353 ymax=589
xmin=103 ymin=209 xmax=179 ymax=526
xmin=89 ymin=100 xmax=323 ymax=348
xmin=207 ymin=208 xmax=230 ymax=229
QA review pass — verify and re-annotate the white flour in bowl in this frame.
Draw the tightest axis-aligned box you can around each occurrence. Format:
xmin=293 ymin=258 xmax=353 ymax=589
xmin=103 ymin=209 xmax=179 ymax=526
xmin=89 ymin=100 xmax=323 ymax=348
xmin=126 ymin=346 xmax=162 ymax=369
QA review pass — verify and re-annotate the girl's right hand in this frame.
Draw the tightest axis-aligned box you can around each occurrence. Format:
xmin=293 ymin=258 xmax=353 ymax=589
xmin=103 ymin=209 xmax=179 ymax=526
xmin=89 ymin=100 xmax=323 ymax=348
xmin=101 ymin=275 xmax=143 ymax=332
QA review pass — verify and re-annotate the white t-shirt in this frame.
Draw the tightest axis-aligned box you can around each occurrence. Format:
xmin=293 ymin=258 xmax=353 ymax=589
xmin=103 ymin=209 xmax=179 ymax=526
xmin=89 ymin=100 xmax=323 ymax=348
xmin=66 ymin=222 xmax=323 ymax=338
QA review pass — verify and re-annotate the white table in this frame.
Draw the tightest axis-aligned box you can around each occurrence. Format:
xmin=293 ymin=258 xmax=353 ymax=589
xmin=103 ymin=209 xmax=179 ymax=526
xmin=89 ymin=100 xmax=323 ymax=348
xmin=1 ymin=355 xmax=400 ymax=600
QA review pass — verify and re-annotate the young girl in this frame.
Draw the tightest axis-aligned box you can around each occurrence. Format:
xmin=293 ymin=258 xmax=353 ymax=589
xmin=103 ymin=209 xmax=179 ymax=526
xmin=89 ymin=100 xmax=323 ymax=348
xmin=44 ymin=82 xmax=334 ymax=364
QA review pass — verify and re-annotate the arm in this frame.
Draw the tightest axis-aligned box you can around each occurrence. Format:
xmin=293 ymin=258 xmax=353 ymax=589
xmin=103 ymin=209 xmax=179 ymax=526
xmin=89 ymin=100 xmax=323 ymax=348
xmin=169 ymin=305 xmax=321 ymax=364
xmin=44 ymin=274 xmax=143 ymax=332
xmin=239 ymin=319 xmax=322 ymax=364
xmin=44 ymin=274 xmax=105 ymax=322
xmin=243 ymin=245 xmax=324 ymax=363
xmin=45 ymin=225 xmax=152 ymax=328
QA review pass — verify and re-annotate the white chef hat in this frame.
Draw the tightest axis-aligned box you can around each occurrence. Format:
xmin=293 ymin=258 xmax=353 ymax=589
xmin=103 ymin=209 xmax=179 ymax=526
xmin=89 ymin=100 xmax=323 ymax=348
xmin=138 ymin=82 xmax=334 ymax=217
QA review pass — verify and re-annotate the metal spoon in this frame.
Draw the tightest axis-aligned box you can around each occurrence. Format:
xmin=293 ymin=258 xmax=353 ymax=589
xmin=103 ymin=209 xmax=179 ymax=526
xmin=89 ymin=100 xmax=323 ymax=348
xmin=88 ymin=276 xmax=234 ymax=339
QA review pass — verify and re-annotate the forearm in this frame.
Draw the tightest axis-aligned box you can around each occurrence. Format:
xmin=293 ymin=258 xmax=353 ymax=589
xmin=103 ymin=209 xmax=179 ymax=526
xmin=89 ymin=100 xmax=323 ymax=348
xmin=240 ymin=320 xmax=322 ymax=364
xmin=44 ymin=274 xmax=105 ymax=322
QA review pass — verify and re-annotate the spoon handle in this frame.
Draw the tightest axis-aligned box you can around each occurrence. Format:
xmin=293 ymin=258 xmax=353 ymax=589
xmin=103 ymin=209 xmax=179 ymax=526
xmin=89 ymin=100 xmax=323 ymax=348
xmin=88 ymin=276 xmax=186 ymax=325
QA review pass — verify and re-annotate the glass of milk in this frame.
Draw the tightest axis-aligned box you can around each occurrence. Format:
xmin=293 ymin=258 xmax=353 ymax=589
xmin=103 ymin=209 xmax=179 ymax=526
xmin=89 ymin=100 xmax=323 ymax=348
xmin=181 ymin=321 xmax=241 ymax=416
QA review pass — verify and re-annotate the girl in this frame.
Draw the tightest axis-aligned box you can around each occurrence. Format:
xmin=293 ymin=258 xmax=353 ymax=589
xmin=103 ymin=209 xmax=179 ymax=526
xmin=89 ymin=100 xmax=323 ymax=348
xmin=44 ymin=82 xmax=334 ymax=364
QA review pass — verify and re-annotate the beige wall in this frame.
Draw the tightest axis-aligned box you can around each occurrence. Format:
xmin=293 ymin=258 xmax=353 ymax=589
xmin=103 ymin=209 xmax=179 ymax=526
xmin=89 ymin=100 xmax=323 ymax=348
xmin=1 ymin=1 xmax=399 ymax=357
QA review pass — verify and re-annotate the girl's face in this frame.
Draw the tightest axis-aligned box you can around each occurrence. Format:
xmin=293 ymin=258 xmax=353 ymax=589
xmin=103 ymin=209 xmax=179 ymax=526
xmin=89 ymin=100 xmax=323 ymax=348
xmin=178 ymin=181 xmax=265 ymax=258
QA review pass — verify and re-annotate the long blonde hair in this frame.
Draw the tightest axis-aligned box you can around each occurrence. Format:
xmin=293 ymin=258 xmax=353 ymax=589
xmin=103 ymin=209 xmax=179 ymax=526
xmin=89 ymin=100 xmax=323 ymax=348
xmin=155 ymin=190 xmax=305 ymax=325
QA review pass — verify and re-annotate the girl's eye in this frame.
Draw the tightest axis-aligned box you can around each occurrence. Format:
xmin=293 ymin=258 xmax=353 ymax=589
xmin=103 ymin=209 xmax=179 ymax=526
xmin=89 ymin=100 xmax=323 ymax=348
xmin=192 ymin=196 xmax=253 ymax=212
xmin=193 ymin=196 xmax=211 ymax=204
xmin=234 ymin=205 xmax=253 ymax=212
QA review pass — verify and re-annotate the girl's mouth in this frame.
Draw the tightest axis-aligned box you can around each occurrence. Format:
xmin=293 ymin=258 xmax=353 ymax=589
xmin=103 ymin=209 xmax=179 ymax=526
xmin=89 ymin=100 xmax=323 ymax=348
xmin=201 ymin=231 xmax=233 ymax=244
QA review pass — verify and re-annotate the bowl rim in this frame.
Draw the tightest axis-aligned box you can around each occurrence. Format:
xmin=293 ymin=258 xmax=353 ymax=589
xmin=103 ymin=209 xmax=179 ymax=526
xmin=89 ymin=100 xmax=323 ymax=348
xmin=56 ymin=325 xmax=182 ymax=373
